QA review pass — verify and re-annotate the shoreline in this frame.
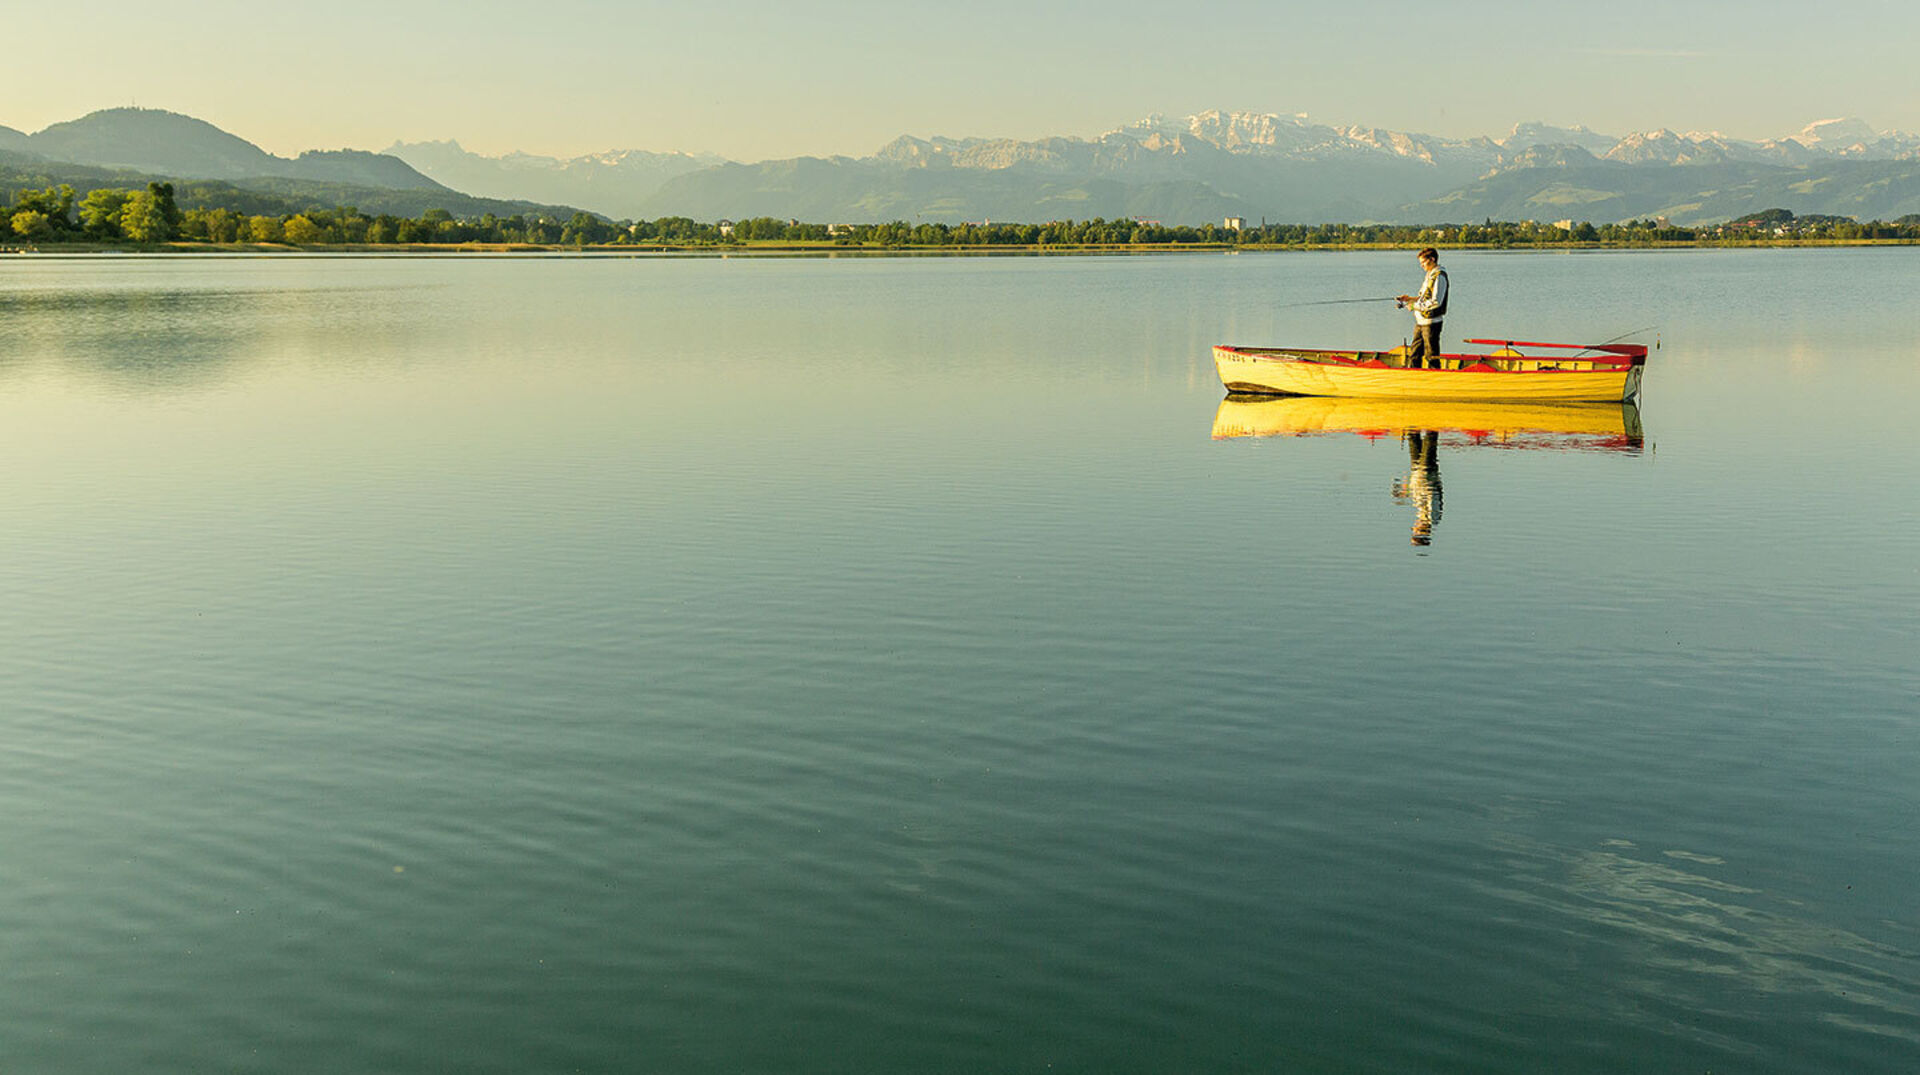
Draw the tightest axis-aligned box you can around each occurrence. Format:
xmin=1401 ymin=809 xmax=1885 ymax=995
xmin=4 ymin=238 xmax=1916 ymax=256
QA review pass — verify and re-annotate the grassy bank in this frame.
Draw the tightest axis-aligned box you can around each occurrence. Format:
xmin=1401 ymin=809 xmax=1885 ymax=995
xmin=6 ymin=237 xmax=1917 ymax=256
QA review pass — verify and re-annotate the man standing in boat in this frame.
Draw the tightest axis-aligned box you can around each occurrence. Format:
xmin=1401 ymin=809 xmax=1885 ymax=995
xmin=1396 ymin=247 xmax=1448 ymax=369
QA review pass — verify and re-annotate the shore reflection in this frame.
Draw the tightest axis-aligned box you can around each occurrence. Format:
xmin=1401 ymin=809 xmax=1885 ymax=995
xmin=1213 ymin=396 xmax=1648 ymax=547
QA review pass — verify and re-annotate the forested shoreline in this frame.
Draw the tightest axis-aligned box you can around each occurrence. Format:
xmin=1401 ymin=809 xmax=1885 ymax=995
xmin=7 ymin=183 xmax=1919 ymax=250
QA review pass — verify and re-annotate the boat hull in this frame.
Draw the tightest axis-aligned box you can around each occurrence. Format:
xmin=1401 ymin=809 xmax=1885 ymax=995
xmin=1214 ymin=345 xmax=1644 ymax=402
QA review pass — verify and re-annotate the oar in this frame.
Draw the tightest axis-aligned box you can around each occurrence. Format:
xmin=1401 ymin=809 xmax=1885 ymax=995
xmin=1276 ymin=296 xmax=1402 ymax=309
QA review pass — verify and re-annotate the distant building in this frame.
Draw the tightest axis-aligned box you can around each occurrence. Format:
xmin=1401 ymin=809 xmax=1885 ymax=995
xmin=1225 ymin=216 xmax=1245 ymax=231
xmin=1655 ymin=216 xmax=1672 ymax=228
xmin=718 ymin=220 xmax=735 ymax=237
xmin=1553 ymin=219 xmax=1576 ymax=232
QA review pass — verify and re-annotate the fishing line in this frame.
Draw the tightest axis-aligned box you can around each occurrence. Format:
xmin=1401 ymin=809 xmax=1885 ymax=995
xmin=1572 ymin=324 xmax=1659 ymax=356
xmin=1276 ymin=296 xmax=1402 ymax=309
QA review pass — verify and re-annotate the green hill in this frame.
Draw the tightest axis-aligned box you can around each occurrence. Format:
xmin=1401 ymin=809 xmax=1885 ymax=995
xmin=28 ymin=108 xmax=280 ymax=179
xmin=0 ymin=150 xmax=591 ymax=221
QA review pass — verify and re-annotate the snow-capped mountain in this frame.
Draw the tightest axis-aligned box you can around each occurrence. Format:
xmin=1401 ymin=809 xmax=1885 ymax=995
xmin=631 ymin=110 xmax=1920 ymax=225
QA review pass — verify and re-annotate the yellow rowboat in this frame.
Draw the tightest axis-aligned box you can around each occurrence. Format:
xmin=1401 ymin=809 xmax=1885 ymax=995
xmin=1211 ymin=395 xmax=1645 ymax=453
xmin=1213 ymin=338 xmax=1648 ymax=401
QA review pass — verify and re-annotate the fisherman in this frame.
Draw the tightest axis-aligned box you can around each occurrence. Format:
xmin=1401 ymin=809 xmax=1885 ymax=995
xmin=1396 ymin=247 xmax=1448 ymax=369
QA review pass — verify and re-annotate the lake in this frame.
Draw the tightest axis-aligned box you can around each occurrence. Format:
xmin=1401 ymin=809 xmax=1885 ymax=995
xmin=2 ymin=249 xmax=1916 ymax=1073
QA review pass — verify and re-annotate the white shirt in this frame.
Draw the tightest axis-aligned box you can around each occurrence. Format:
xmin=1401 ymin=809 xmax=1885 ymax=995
xmin=1410 ymin=266 xmax=1448 ymax=325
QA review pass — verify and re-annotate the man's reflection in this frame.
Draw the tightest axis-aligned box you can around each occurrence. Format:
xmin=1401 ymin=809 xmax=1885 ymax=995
xmin=1390 ymin=430 xmax=1443 ymax=546
xmin=1211 ymin=397 xmax=1651 ymax=549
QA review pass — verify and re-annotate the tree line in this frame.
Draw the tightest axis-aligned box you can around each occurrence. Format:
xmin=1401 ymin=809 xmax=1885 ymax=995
xmin=1 ymin=183 xmax=623 ymax=245
xmin=7 ymin=183 xmax=1920 ymax=248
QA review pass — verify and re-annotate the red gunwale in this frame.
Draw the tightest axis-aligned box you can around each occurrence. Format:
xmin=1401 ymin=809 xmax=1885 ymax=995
xmin=1310 ymin=355 xmax=1637 ymax=372
xmin=1462 ymin=339 xmax=1648 ymax=364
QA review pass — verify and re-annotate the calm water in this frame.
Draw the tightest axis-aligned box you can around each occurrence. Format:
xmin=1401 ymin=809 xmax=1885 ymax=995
xmin=2 ymin=249 xmax=1916 ymax=1073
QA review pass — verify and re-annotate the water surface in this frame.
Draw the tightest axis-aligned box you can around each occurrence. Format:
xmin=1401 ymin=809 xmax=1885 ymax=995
xmin=2 ymin=249 xmax=1917 ymax=1073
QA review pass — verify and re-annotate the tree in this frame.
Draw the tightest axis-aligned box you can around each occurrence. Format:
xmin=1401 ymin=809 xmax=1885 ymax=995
xmin=202 ymin=208 xmax=241 ymax=243
xmin=649 ymin=216 xmax=699 ymax=242
xmin=149 ymin=182 xmax=182 ymax=233
xmin=248 ymin=215 xmax=284 ymax=243
xmin=11 ymin=210 xmax=51 ymax=239
xmin=12 ymin=185 xmax=75 ymax=232
xmin=119 ymin=190 xmax=174 ymax=242
xmin=283 ymin=214 xmax=323 ymax=244
xmin=334 ymin=210 xmax=370 ymax=243
xmin=179 ymin=206 xmax=237 ymax=242
xmin=80 ymin=188 xmax=132 ymax=239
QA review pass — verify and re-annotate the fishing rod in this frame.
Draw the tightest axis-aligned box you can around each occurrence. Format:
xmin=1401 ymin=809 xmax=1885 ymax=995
xmin=1571 ymin=324 xmax=1660 ymax=356
xmin=1276 ymin=296 xmax=1402 ymax=309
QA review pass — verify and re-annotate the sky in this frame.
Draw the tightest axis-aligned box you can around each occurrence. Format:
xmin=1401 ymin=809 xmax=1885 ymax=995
xmin=6 ymin=0 xmax=1919 ymax=161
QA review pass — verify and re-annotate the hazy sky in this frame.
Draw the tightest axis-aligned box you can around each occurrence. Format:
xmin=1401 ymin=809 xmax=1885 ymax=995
xmin=6 ymin=0 xmax=1918 ymax=160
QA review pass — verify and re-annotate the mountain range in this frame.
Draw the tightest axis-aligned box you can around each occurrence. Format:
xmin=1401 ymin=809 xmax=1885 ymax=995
xmin=382 ymin=139 xmax=724 ymax=220
xmin=391 ymin=111 xmax=1920 ymax=224
xmin=8 ymin=107 xmax=1920 ymax=227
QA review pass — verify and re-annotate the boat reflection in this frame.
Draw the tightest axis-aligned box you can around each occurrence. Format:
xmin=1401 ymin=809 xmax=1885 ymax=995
xmin=1212 ymin=396 xmax=1645 ymax=452
xmin=1212 ymin=396 xmax=1648 ymax=546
